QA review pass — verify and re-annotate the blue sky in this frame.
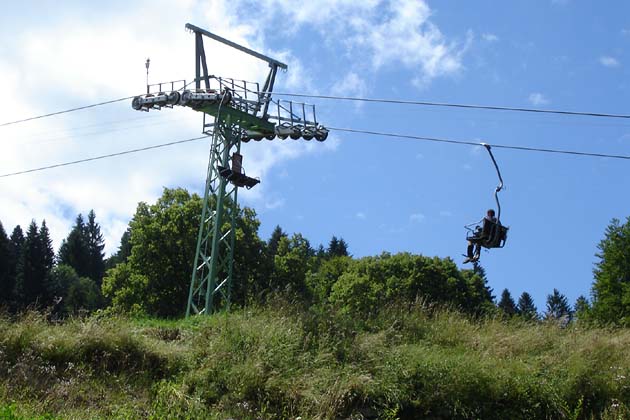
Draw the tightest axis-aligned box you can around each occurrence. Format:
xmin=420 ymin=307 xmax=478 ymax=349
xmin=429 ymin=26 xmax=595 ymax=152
xmin=1 ymin=0 xmax=629 ymax=312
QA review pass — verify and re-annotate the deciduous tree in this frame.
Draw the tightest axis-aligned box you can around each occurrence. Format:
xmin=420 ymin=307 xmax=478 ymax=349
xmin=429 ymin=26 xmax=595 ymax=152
xmin=101 ymin=188 xmax=266 ymax=316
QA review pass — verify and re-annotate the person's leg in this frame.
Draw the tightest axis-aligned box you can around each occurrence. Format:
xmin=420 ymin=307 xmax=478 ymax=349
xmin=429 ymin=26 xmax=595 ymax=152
xmin=467 ymin=241 xmax=474 ymax=258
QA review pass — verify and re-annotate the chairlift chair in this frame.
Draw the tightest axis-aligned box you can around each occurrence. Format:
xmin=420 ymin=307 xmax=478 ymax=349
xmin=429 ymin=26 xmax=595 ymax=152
xmin=217 ymin=153 xmax=260 ymax=189
xmin=464 ymin=143 xmax=509 ymax=251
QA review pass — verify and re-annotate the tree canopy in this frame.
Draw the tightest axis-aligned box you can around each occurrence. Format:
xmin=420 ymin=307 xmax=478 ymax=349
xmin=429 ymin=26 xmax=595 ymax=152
xmin=545 ymin=288 xmax=572 ymax=322
xmin=498 ymin=288 xmax=518 ymax=317
xmin=13 ymin=220 xmax=54 ymax=308
xmin=0 ymin=222 xmax=11 ymax=308
xmin=517 ymin=292 xmax=538 ymax=321
xmin=58 ymin=211 xmax=105 ymax=286
xmin=591 ymin=217 xmax=630 ymax=324
xmin=14 ymin=187 xmax=630 ymax=325
xmin=102 ymin=188 xmax=202 ymax=317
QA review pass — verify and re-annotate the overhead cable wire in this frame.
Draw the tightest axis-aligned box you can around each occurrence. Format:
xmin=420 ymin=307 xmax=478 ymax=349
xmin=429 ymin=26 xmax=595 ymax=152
xmin=0 ymin=81 xmax=197 ymax=128
xmin=4 ymin=87 xmax=630 ymax=129
xmin=0 ymin=135 xmax=209 ymax=178
xmin=3 ymin=125 xmax=630 ymax=180
xmin=0 ymin=96 xmax=137 ymax=127
xmin=329 ymin=127 xmax=630 ymax=160
xmin=273 ymin=92 xmax=630 ymax=120
xmin=2 ymin=125 xmax=630 ymax=179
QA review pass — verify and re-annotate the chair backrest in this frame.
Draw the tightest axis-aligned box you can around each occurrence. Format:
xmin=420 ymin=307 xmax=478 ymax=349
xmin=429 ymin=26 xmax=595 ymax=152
xmin=482 ymin=220 xmax=508 ymax=248
xmin=232 ymin=153 xmax=243 ymax=174
xmin=481 ymin=218 xmax=494 ymax=237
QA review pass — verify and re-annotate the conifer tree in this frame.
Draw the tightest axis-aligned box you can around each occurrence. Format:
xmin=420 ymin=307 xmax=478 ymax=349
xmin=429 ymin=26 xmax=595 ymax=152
xmin=327 ymin=236 xmax=349 ymax=257
xmin=545 ymin=288 xmax=572 ymax=321
xmin=574 ymin=295 xmax=591 ymax=321
xmin=460 ymin=263 xmax=494 ymax=314
xmin=338 ymin=238 xmax=350 ymax=257
xmin=40 ymin=221 xmax=55 ymax=272
xmin=14 ymin=221 xmax=48 ymax=307
xmin=316 ymin=244 xmax=326 ymax=258
xmin=85 ymin=210 xmax=105 ymax=286
xmin=591 ymin=217 xmax=630 ymax=324
xmin=517 ymin=292 xmax=538 ymax=320
xmin=58 ymin=214 xmax=90 ymax=279
xmin=328 ymin=236 xmax=340 ymax=256
xmin=0 ymin=221 xmax=11 ymax=307
xmin=498 ymin=288 xmax=518 ymax=317
xmin=267 ymin=225 xmax=287 ymax=258
xmin=9 ymin=226 xmax=25 ymax=263
xmin=58 ymin=211 xmax=105 ymax=287
xmin=106 ymin=228 xmax=132 ymax=269
xmin=328 ymin=236 xmax=348 ymax=257
xmin=39 ymin=221 xmax=55 ymax=303
xmin=6 ymin=226 xmax=25 ymax=308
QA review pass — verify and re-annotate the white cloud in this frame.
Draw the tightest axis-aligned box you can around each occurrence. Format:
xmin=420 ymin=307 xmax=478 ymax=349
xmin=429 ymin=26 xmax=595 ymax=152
xmin=331 ymin=72 xmax=368 ymax=98
xmin=245 ymin=0 xmax=468 ymax=88
xmin=331 ymin=71 xmax=368 ymax=111
xmin=358 ymin=1 xmax=470 ymax=87
xmin=482 ymin=33 xmax=499 ymax=42
xmin=600 ymin=56 xmax=620 ymax=68
xmin=409 ymin=213 xmax=425 ymax=223
xmin=356 ymin=212 xmax=367 ymax=220
xmin=257 ymin=0 xmax=378 ymax=29
xmin=528 ymin=92 xmax=550 ymax=106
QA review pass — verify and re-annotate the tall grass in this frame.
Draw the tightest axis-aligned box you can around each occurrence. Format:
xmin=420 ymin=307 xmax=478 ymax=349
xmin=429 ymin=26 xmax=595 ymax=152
xmin=1 ymin=304 xmax=630 ymax=419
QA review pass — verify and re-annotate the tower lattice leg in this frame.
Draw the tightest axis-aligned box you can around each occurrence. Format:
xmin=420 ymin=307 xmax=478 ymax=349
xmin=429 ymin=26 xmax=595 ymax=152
xmin=187 ymin=116 xmax=240 ymax=316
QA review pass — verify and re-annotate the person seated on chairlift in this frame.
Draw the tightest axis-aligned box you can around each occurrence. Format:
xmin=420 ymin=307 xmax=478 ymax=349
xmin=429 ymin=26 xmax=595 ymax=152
xmin=463 ymin=209 xmax=497 ymax=264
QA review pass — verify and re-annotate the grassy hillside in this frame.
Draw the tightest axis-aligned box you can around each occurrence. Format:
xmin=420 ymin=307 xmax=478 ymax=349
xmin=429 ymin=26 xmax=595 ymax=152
xmin=1 ymin=304 xmax=630 ymax=419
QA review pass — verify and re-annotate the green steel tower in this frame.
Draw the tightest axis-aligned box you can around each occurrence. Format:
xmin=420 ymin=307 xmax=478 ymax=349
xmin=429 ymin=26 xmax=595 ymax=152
xmin=131 ymin=23 xmax=329 ymax=316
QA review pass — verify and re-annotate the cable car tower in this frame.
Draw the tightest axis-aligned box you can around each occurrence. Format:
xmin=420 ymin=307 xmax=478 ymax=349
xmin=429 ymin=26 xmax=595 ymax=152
xmin=131 ymin=24 xmax=328 ymax=316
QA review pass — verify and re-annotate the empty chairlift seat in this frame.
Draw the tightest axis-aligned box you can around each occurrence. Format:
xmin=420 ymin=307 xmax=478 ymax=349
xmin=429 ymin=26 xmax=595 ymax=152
xmin=218 ymin=153 xmax=260 ymax=189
